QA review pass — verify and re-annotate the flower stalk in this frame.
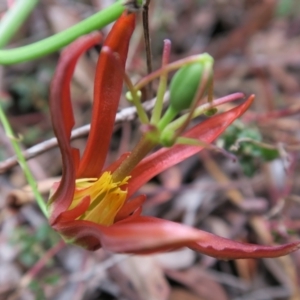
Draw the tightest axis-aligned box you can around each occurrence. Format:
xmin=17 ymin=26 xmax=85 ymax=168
xmin=0 ymin=103 xmax=48 ymax=217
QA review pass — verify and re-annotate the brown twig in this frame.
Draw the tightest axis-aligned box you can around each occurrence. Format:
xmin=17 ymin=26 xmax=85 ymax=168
xmin=0 ymin=96 xmax=168 ymax=173
xmin=143 ymin=0 xmax=153 ymax=98
xmin=20 ymin=240 xmax=65 ymax=288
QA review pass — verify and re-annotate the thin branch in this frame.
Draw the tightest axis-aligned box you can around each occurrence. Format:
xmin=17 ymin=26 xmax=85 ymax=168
xmin=143 ymin=0 xmax=153 ymax=98
xmin=0 ymin=95 xmax=168 ymax=173
xmin=20 ymin=240 xmax=65 ymax=288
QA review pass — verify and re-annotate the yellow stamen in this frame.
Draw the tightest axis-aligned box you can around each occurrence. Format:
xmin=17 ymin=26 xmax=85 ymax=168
xmin=69 ymin=172 xmax=130 ymax=226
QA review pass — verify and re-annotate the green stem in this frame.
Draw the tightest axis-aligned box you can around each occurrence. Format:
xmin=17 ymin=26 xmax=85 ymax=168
xmin=123 ymin=78 xmax=149 ymax=124
xmin=0 ymin=0 xmax=38 ymax=48
xmin=151 ymin=74 xmax=167 ymax=124
xmin=0 ymin=104 xmax=48 ymax=217
xmin=130 ymin=91 xmax=149 ymax=124
xmin=0 ymin=1 xmax=125 ymax=65
xmin=157 ymin=106 xmax=178 ymax=131
xmin=151 ymin=39 xmax=171 ymax=124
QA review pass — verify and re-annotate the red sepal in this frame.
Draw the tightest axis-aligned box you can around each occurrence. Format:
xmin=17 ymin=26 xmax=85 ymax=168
xmin=52 ymin=215 xmax=300 ymax=259
xmin=115 ymin=194 xmax=146 ymax=222
xmin=49 ymin=33 xmax=102 ymax=225
xmin=127 ymin=96 xmax=254 ymax=198
xmin=77 ymin=13 xmax=136 ymax=178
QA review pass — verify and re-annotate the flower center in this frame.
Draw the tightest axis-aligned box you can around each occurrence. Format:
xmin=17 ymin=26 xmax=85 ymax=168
xmin=69 ymin=172 xmax=130 ymax=226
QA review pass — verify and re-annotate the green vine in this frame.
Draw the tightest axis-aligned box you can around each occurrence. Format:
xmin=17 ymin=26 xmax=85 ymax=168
xmin=0 ymin=104 xmax=48 ymax=217
xmin=0 ymin=1 xmax=125 ymax=65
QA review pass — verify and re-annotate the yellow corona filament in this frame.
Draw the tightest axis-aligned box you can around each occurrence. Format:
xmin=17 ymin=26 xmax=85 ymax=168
xmin=69 ymin=172 xmax=130 ymax=226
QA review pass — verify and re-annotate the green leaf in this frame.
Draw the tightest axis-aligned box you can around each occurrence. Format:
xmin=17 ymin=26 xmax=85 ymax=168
xmin=276 ymin=0 xmax=294 ymax=17
xmin=20 ymin=251 xmax=38 ymax=267
xmin=36 ymin=224 xmax=52 ymax=242
xmin=44 ymin=273 xmax=60 ymax=285
xmin=29 ymin=280 xmax=46 ymax=300
xmin=260 ymin=147 xmax=280 ymax=161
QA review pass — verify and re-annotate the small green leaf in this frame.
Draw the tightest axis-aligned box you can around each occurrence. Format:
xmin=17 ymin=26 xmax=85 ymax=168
xmin=36 ymin=224 xmax=52 ymax=241
xmin=240 ymin=156 xmax=258 ymax=177
xmin=29 ymin=280 xmax=46 ymax=300
xmin=221 ymin=121 xmax=279 ymax=177
xmin=20 ymin=251 xmax=38 ymax=267
xmin=44 ymin=273 xmax=60 ymax=285
xmin=260 ymin=147 xmax=280 ymax=161
xmin=276 ymin=0 xmax=294 ymax=17
xmin=160 ymin=129 xmax=176 ymax=147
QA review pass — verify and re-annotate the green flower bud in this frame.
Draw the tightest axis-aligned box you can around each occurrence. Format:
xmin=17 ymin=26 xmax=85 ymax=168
xmin=169 ymin=62 xmax=204 ymax=112
xmin=160 ymin=129 xmax=176 ymax=147
xmin=125 ymin=90 xmax=142 ymax=102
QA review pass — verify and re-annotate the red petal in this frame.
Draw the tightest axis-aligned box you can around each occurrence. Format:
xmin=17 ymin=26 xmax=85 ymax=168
xmin=114 ymin=194 xmax=146 ymax=222
xmin=77 ymin=13 xmax=136 ymax=179
xmin=56 ymin=196 xmax=90 ymax=223
xmin=49 ymin=33 xmax=102 ymax=224
xmin=127 ymin=96 xmax=254 ymax=198
xmin=53 ymin=216 xmax=300 ymax=259
xmin=50 ymin=32 xmax=102 ymax=142
xmin=52 ymin=216 xmax=205 ymax=251
xmin=188 ymin=233 xmax=300 ymax=260
xmin=100 ymin=216 xmax=205 ymax=253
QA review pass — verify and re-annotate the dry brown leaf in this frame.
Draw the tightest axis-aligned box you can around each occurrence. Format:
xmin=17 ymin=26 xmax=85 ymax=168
xmin=159 ymin=166 xmax=182 ymax=190
xmin=234 ymin=258 xmax=257 ymax=282
xmin=153 ymin=248 xmax=196 ymax=270
xmin=109 ymin=255 xmax=170 ymax=300
xmin=143 ymin=166 xmax=183 ymax=208
xmin=268 ymin=65 xmax=299 ymax=94
xmin=169 ymin=288 xmax=204 ymax=300
xmin=206 ymin=0 xmax=276 ymax=59
xmin=166 ymin=267 xmax=228 ymax=300
xmin=6 ymin=177 xmax=60 ymax=208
